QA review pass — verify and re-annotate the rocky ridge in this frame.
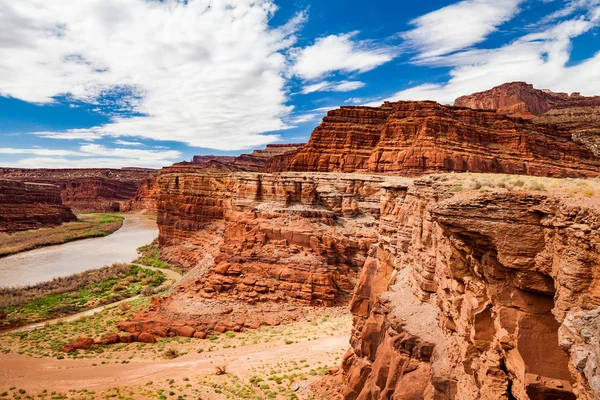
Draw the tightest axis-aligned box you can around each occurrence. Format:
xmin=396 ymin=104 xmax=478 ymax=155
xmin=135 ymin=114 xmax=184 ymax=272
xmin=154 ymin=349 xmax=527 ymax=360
xmin=455 ymin=82 xmax=600 ymax=158
xmin=0 ymin=168 xmax=157 ymax=212
xmin=285 ymin=101 xmax=600 ymax=177
xmin=191 ymin=144 xmax=305 ymax=172
xmin=0 ymin=179 xmax=77 ymax=233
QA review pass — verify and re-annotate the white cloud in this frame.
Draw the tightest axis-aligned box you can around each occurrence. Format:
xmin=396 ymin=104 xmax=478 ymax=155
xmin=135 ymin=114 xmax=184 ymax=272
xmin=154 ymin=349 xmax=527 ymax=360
xmin=287 ymin=113 xmax=322 ymax=124
xmin=291 ymin=32 xmax=397 ymax=80
xmin=372 ymin=8 xmax=600 ymax=105
xmin=301 ymin=80 xmax=365 ymax=94
xmin=0 ymin=148 xmax=80 ymax=156
xmin=0 ymin=145 xmax=181 ymax=168
xmin=402 ymin=0 xmax=524 ymax=59
xmin=114 ymin=140 xmax=143 ymax=146
xmin=0 ymin=0 xmax=305 ymax=151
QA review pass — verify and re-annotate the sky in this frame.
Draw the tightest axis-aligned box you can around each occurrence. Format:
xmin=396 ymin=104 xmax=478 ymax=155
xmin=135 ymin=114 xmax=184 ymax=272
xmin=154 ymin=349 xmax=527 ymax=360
xmin=1 ymin=0 xmax=600 ymax=169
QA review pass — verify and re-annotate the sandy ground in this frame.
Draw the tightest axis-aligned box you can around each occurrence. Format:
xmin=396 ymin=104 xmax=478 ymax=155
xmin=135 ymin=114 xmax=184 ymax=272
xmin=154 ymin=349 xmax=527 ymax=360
xmin=0 ymin=300 xmax=351 ymax=399
xmin=0 ymin=333 xmax=348 ymax=392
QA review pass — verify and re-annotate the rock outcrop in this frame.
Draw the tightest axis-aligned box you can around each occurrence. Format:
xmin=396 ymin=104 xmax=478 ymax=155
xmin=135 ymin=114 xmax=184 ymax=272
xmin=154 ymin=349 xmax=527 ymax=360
xmin=455 ymin=82 xmax=600 ymax=158
xmin=123 ymin=175 xmax=159 ymax=214
xmin=341 ymin=177 xmax=600 ymax=400
xmin=120 ymin=170 xmax=407 ymax=340
xmin=0 ymin=168 xmax=157 ymax=212
xmin=454 ymin=82 xmax=600 ymax=118
xmin=0 ymin=179 xmax=77 ymax=233
xmin=285 ymin=101 xmax=600 ymax=177
xmin=191 ymin=144 xmax=305 ymax=172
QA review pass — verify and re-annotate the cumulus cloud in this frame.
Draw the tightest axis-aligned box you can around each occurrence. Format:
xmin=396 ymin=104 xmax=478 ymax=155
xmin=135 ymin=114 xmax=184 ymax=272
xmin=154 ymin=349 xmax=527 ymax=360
xmin=0 ymin=0 xmax=305 ymax=150
xmin=0 ymin=148 xmax=80 ymax=156
xmin=402 ymin=0 xmax=524 ymax=59
xmin=0 ymin=144 xmax=181 ymax=168
xmin=114 ymin=140 xmax=143 ymax=146
xmin=301 ymin=80 xmax=366 ymax=94
xmin=372 ymin=4 xmax=600 ymax=105
xmin=291 ymin=32 xmax=397 ymax=80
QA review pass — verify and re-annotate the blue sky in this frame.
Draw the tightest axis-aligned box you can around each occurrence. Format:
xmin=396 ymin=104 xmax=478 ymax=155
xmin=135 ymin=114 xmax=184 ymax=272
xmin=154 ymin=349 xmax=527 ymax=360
xmin=1 ymin=0 xmax=599 ymax=168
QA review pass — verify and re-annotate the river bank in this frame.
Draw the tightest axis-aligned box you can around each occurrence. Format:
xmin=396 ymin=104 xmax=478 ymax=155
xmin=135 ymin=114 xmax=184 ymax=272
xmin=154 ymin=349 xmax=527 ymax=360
xmin=0 ymin=214 xmax=158 ymax=287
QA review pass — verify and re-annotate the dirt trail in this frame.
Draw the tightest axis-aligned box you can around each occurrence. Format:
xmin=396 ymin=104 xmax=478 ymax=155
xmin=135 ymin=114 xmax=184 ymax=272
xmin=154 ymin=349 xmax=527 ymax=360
xmin=0 ymin=334 xmax=349 ymax=393
xmin=3 ymin=265 xmax=182 ymax=334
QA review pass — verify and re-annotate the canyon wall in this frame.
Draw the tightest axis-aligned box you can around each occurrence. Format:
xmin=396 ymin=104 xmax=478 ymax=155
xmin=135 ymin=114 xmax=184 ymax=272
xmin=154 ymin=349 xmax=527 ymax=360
xmin=454 ymin=82 xmax=600 ymax=117
xmin=121 ymin=167 xmax=600 ymax=399
xmin=341 ymin=177 xmax=600 ymax=400
xmin=286 ymin=101 xmax=600 ymax=177
xmin=191 ymin=144 xmax=305 ymax=172
xmin=455 ymin=82 xmax=600 ymax=158
xmin=119 ymin=170 xmax=408 ymax=338
xmin=0 ymin=179 xmax=77 ymax=233
xmin=0 ymin=168 xmax=157 ymax=212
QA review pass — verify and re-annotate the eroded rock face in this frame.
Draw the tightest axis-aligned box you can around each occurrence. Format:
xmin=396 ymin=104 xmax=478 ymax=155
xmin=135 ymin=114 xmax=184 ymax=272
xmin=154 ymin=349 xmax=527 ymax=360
xmin=454 ymin=82 xmax=600 ymax=117
xmin=0 ymin=179 xmax=77 ymax=233
xmin=122 ymin=170 xmax=409 ymax=337
xmin=123 ymin=175 xmax=159 ymax=214
xmin=0 ymin=168 xmax=157 ymax=212
xmin=286 ymin=101 xmax=600 ymax=177
xmin=191 ymin=144 xmax=305 ymax=172
xmin=455 ymin=82 xmax=600 ymax=158
xmin=342 ymin=178 xmax=600 ymax=400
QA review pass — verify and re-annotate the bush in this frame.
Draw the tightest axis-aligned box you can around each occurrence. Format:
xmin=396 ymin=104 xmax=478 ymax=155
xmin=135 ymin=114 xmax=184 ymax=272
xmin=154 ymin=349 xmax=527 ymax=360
xmin=163 ymin=348 xmax=182 ymax=359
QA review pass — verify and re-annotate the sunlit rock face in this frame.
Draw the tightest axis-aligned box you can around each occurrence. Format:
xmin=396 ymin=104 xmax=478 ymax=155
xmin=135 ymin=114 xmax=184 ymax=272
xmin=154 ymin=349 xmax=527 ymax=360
xmin=342 ymin=177 xmax=600 ymax=400
xmin=455 ymin=82 xmax=600 ymax=159
xmin=0 ymin=179 xmax=76 ymax=232
xmin=285 ymin=100 xmax=600 ymax=178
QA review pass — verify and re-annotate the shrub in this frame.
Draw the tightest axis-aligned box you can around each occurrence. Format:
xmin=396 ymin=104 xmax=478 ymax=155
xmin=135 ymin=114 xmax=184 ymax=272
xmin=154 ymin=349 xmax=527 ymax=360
xmin=163 ymin=348 xmax=182 ymax=359
xmin=528 ymin=181 xmax=546 ymax=191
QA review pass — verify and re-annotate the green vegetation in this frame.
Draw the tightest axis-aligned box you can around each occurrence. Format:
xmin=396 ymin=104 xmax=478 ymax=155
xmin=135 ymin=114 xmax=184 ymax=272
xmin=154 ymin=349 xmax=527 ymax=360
xmin=0 ymin=264 xmax=164 ymax=330
xmin=134 ymin=239 xmax=178 ymax=271
xmin=0 ymin=213 xmax=124 ymax=258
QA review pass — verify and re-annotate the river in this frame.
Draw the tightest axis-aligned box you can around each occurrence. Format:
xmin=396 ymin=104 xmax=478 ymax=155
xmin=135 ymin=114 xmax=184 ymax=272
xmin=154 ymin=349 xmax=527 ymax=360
xmin=0 ymin=215 xmax=158 ymax=287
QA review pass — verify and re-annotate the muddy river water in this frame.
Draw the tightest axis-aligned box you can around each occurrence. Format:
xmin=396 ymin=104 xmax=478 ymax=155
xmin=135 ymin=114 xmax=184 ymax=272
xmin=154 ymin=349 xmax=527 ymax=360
xmin=0 ymin=215 xmax=158 ymax=287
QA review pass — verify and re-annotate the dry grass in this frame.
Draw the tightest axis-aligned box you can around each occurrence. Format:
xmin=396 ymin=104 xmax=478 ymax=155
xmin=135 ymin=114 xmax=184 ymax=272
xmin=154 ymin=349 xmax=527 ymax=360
xmin=0 ymin=264 xmax=165 ymax=330
xmin=0 ymin=264 xmax=131 ymax=308
xmin=434 ymin=173 xmax=600 ymax=204
xmin=0 ymin=213 xmax=123 ymax=258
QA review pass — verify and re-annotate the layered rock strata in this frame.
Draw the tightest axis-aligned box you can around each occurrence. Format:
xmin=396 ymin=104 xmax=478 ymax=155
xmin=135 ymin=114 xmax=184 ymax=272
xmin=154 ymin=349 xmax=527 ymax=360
xmin=286 ymin=101 xmax=600 ymax=177
xmin=454 ymin=82 xmax=600 ymax=117
xmin=0 ymin=168 xmax=157 ymax=212
xmin=120 ymin=170 xmax=408 ymax=340
xmin=455 ymin=82 xmax=600 ymax=158
xmin=120 ymin=167 xmax=600 ymax=399
xmin=0 ymin=179 xmax=77 ymax=233
xmin=191 ymin=144 xmax=305 ymax=172
xmin=341 ymin=177 xmax=600 ymax=400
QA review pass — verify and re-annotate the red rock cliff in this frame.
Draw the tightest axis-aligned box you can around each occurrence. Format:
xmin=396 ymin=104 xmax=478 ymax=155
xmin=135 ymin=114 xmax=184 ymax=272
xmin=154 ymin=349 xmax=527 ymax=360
xmin=286 ymin=101 xmax=600 ymax=177
xmin=0 ymin=168 xmax=157 ymax=212
xmin=340 ymin=177 xmax=600 ymax=400
xmin=455 ymin=82 xmax=600 ymax=158
xmin=454 ymin=81 xmax=600 ymax=117
xmin=0 ymin=179 xmax=77 ymax=233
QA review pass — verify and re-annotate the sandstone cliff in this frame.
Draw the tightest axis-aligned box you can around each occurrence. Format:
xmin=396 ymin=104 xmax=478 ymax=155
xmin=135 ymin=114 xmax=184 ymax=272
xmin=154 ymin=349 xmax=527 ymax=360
xmin=341 ymin=176 xmax=600 ymax=400
xmin=455 ymin=82 xmax=600 ymax=158
xmin=0 ymin=168 xmax=157 ymax=212
xmin=0 ymin=179 xmax=77 ymax=233
xmin=454 ymin=82 xmax=600 ymax=117
xmin=191 ymin=144 xmax=305 ymax=172
xmin=286 ymin=101 xmax=600 ymax=177
xmin=118 ymin=167 xmax=600 ymax=399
